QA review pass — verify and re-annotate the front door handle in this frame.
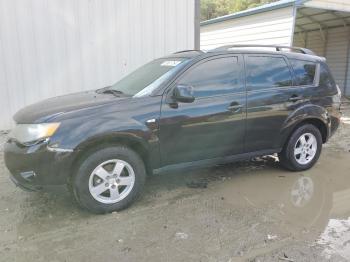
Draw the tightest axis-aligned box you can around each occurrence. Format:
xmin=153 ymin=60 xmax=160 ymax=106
xmin=289 ymin=95 xmax=303 ymax=102
xmin=228 ymin=104 xmax=243 ymax=113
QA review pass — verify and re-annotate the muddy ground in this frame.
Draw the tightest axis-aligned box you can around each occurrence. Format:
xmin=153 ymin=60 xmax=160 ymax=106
xmin=0 ymin=106 xmax=350 ymax=262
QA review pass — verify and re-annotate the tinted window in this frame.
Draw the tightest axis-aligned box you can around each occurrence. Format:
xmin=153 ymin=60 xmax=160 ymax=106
xmin=178 ymin=57 xmax=241 ymax=97
xmin=290 ymin=59 xmax=316 ymax=86
xmin=319 ymin=63 xmax=335 ymax=90
xmin=246 ymin=56 xmax=292 ymax=89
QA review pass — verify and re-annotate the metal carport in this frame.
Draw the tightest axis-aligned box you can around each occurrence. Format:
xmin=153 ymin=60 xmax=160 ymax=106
xmin=293 ymin=1 xmax=350 ymax=96
xmin=200 ymin=0 xmax=350 ymax=97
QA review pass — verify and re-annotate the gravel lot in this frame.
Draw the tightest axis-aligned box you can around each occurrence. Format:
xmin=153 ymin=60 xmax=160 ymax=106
xmin=0 ymin=106 xmax=349 ymax=262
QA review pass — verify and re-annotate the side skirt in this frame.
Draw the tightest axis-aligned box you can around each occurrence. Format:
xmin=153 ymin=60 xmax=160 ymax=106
xmin=153 ymin=148 xmax=282 ymax=175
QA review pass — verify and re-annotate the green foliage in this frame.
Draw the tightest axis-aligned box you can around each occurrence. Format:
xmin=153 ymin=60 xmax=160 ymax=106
xmin=201 ymin=0 xmax=279 ymax=21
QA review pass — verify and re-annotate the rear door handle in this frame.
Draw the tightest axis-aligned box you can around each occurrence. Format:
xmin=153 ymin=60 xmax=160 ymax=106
xmin=228 ymin=104 xmax=243 ymax=113
xmin=288 ymin=95 xmax=303 ymax=102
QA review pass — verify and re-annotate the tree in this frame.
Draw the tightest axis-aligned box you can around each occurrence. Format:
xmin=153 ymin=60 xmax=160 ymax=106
xmin=201 ymin=0 xmax=279 ymax=21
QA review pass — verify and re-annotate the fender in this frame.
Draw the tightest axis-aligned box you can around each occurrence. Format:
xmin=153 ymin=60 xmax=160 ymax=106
xmin=279 ymin=104 xmax=330 ymax=147
xmin=48 ymin=115 xmax=161 ymax=170
xmin=75 ymin=131 xmax=150 ymax=153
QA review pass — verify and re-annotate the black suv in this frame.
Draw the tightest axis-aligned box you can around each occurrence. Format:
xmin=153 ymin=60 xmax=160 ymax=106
xmin=4 ymin=45 xmax=342 ymax=213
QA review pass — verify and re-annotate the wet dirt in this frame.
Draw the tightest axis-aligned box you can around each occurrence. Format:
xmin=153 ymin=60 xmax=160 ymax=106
xmin=0 ymin=107 xmax=349 ymax=262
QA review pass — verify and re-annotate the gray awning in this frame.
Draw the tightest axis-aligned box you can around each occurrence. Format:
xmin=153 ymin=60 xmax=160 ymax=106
xmin=295 ymin=7 xmax=350 ymax=33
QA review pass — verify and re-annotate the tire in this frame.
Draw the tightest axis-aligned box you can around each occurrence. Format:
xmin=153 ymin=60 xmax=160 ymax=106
xmin=279 ymin=124 xmax=322 ymax=171
xmin=71 ymin=146 xmax=146 ymax=214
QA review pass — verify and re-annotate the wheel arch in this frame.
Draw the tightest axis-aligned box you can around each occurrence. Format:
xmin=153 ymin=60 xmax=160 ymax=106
xmin=281 ymin=117 xmax=328 ymax=149
xmin=69 ymin=134 xmax=152 ymax=181
xmin=280 ymin=104 xmax=330 ymax=147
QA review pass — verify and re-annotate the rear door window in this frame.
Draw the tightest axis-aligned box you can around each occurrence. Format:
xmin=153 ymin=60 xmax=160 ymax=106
xmin=246 ymin=56 xmax=292 ymax=90
xmin=290 ymin=59 xmax=316 ymax=86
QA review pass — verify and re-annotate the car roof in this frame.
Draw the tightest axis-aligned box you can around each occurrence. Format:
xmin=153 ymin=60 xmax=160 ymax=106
xmin=166 ymin=48 xmax=325 ymax=63
xmin=208 ymin=49 xmax=324 ymax=62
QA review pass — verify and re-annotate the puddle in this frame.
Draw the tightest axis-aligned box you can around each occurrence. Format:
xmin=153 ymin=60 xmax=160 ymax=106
xmin=215 ymin=152 xmax=350 ymax=241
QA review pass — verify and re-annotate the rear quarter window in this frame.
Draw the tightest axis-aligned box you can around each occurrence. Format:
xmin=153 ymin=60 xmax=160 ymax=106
xmin=290 ymin=59 xmax=316 ymax=86
xmin=319 ymin=63 xmax=336 ymax=91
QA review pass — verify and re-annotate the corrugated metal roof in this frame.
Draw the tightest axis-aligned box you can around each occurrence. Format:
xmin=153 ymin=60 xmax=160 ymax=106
xmin=295 ymin=7 xmax=350 ymax=33
xmin=201 ymin=0 xmax=298 ymax=26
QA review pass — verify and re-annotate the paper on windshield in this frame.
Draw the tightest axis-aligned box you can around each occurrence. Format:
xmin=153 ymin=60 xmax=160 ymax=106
xmin=161 ymin=60 xmax=182 ymax=67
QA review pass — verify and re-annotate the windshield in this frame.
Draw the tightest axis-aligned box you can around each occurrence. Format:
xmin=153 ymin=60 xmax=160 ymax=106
xmin=107 ymin=58 xmax=190 ymax=97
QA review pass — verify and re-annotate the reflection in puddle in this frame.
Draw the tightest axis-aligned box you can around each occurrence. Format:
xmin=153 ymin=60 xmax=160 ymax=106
xmin=290 ymin=176 xmax=314 ymax=207
xmin=215 ymin=152 xmax=350 ymax=254
xmin=318 ymin=217 xmax=350 ymax=260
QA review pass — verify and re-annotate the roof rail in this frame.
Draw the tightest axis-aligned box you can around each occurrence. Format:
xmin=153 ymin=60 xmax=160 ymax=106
xmin=210 ymin=45 xmax=315 ymax=55
xmin=173 ymin=50 xmax=204 ymax=54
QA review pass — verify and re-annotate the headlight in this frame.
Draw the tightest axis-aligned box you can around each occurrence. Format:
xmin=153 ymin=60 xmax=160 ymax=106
xmin=9 ymin=123 xmax=60 ymax=144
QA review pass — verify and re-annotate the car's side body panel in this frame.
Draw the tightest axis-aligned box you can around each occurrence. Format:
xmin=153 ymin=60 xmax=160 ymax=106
xmin=245 ymin=86 xmax=305 ymax=151
xmin=5 ymin=96 xmax=163 ymax=186
xmin=280 ymin=104 xmax=329 ymax=143
xmin=159 ymin=91 xmax=246 ymax=165
xmin=158 ymin=54 xmax=246 ymax=166
xmin=50 ymin=96 xmax=163 ymax=169
xmin=244 ymin=53 xmax=301 ymax=152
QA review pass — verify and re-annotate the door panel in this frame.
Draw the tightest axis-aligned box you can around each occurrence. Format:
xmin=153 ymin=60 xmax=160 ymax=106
xmin=244 ymin=54 xmax=302 ymax=152
xmin=160 ymin=93 xmax=245 ymax=165
xmin=246 ymin=87 xmax=303 ymax=151
xmin=159 ymin=55 xmax=246 ymax=166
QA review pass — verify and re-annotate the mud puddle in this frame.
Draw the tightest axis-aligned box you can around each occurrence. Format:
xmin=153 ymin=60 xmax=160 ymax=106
xmin=0 ymin=150 xmax=349 ymax=261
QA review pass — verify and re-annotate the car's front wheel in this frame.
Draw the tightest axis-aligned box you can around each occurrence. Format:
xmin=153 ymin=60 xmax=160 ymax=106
xmin=279 ymin=124 xmax=322 ymax=171
xmin=71 ymin=146 xmax=146 ymax=214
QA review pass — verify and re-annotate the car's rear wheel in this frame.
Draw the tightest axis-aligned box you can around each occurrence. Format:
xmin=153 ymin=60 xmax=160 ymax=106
xmin=279 ymin=124 xmax=322 ymax=171
xmin=71 ymin=146 xmax=146 ymax=214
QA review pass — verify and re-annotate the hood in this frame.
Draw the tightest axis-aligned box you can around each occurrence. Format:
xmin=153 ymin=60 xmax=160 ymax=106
xmin=14 ymin=90 xmax=126 ymax=123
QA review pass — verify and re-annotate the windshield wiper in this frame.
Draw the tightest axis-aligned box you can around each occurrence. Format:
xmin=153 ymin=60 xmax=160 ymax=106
xmin=97 ymin=88 xmax=124 ymax=96
xmin=102 ymin=89 xmax=123 ymax=94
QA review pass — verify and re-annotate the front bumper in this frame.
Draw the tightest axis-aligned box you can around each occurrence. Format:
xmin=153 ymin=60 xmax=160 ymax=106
xmin=4 ymin=139 xmax=76 ymax=189
xmin=9 ymin=173 xmax=42 ymax=191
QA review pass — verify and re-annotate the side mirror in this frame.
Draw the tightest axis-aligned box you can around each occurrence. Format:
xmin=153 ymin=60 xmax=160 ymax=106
xmin=173 ymin=84 xmax=195 ymax=103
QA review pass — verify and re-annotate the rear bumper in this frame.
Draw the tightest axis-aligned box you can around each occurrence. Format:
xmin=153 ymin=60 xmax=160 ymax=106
xmin=4 ymin=139 xmax=76 ymax=188
xmin=328 ymin=105 xmax=342 ymax=140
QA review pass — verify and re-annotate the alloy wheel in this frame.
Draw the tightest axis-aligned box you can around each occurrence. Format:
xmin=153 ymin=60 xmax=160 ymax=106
xmin=294 ymin=133 xmax=318 ymax=165
xmin=88 ymin=159 xmax=135 ymax=204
